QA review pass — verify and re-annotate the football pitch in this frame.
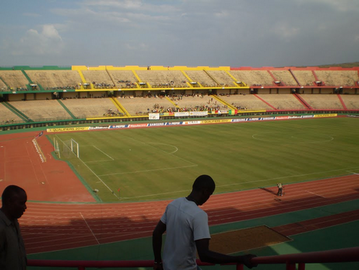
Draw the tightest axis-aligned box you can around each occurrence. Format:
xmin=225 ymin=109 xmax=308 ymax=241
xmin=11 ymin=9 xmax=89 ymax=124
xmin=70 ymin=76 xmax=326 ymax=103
xmin=49 ymin=117 xmax=359 ymax=202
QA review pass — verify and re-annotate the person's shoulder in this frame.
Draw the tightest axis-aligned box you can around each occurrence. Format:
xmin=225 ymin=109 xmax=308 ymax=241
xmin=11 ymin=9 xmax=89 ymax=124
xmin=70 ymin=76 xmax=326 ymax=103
xmin=169 ymin=197 xmax=186 ymax=204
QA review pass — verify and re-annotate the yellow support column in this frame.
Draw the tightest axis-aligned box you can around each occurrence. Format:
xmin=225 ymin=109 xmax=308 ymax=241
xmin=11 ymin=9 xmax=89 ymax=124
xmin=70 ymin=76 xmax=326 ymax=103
xmin=211 ymin=95 xmax=237 ymax=111
xmin=165 ymin=96 xmax=180 ymax=109
xmin=110 ymin=97 xmax=131 ymax=116
xmin=203 ymin=70 xmax=220 ymax=86
xmin=180 ymin=70 xmax=195 ymax=88
xmin=225 ymin=70 xmax=248 ymax=87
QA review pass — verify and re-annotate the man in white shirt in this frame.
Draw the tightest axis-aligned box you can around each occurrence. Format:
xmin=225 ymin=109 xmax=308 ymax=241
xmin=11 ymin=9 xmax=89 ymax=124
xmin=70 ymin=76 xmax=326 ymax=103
xmin=152 ymin=175 xmax=256 ymax=270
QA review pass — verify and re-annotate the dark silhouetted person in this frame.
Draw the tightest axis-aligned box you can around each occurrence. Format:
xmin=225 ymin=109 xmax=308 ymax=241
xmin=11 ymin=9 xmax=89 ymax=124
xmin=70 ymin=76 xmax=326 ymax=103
xmin=0 ymin=185 xmax=27 ymax=270
xmin=152 ymin=175 xmax=257 ymax=270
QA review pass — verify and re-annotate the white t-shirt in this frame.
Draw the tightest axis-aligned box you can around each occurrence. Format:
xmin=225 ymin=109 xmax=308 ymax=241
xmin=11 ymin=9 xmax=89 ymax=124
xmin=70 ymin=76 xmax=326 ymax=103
xmin=161 ymin=197 xmax=210 ymax=270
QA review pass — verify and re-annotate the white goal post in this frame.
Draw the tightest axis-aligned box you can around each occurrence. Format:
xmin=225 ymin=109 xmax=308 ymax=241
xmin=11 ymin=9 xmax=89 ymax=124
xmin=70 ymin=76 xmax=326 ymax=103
xmin=53 ymin=137 xmax=61 ymax=158
xmin=53 ymin=137 xmax=79 ymax=159
xmin=70 ymin=139 xmax=80 ymax=158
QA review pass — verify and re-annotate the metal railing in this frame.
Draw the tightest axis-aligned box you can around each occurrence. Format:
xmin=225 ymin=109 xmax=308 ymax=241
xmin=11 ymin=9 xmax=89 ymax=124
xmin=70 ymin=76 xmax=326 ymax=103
xmin=27 ymin=246 xmax=359 ymax=270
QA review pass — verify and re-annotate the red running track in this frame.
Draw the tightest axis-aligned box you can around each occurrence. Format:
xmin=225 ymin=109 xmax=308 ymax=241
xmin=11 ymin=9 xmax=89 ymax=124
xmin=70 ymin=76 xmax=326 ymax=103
xmin=20 ymin=174 xmax=359 ymax=254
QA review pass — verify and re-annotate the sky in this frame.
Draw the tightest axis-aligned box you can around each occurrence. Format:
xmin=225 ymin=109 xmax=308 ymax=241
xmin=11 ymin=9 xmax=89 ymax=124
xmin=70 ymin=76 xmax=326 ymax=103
xmin=0 ymin=0 xmax=359 ymax=68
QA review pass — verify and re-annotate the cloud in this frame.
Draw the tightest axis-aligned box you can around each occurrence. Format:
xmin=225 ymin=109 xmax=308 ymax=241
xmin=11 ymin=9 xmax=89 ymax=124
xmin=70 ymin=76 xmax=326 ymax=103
xmin=294 ymin=0 xmax=359 ymax=12
xmin=1 ymin=0 xmax=359 ymax=67
xmin=271 ymin=22 xmax=300 ymax=41
xmin=11 ymin=24 xmax=64 ymax=56
xmin=84 ymin=0 xmax=180 ymax=14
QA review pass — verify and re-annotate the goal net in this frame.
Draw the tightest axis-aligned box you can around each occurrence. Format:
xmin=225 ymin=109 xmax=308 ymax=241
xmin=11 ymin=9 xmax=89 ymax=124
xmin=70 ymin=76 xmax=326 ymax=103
xmin=53 ymin=137 xmax=80 ymax=159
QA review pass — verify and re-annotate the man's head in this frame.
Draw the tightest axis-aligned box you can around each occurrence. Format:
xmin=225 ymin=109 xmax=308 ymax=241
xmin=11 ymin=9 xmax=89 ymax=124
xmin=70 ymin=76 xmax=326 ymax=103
xmin=1 ymin=185 xmax=27 ymax=221
xmin=192 ymin=175 xmax=215 ymax=205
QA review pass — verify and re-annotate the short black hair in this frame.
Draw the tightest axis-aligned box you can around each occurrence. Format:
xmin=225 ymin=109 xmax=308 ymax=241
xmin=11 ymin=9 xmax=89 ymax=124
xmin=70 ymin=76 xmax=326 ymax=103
xmin=192 ymin=175 xmax=215 ymax=192
xmin=1 ymin=185 xmax=26 ymax=205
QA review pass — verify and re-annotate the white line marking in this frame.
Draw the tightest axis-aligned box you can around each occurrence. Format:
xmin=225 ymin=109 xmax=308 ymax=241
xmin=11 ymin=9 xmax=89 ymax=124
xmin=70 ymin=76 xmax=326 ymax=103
xmin=54 ymin=135 xmax=119 ymax=200
xmin=147 ymin=142 xmax=179 ymax=154
xmin=92 ymin=145 xmax=114 ymax=160
xmin=80 ymin=212 xmax=99 ymax=244
xmin=85 ymin=160 xmax=113 ymax=163
xmin=305 ymin=190 xmax=325 ymax=198
xmin=78 ymin=158 xmax=119 ymax=199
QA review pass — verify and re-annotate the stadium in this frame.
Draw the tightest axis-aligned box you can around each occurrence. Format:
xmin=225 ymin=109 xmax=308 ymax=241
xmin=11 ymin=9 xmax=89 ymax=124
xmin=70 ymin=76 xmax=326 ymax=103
xmin=0 ymin=65 xmax=358 ymax=269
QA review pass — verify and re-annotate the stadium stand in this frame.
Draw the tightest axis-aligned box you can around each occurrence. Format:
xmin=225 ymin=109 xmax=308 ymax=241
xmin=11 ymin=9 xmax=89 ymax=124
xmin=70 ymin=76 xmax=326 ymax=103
xmin=8 ymin=100 xmax=71 ymax=121
xmin=220 ymin=94 xmax=273 ymax=110
xmin=184 ymin=70 xmax=218 ymax=87
xmin=0 ymin=102 xmax=23 ymax=124
xmin=271 ymin=70 xmax=299 ymax=86
xmin=0 ymin=65 xmax=358 ymax=129
xmin=205 ymin=70 xmax=237 ymax=87
xmin=117 ymin=96 xmax=175 ymax=115
xmin=315 ymin=70 xmax=358 ymax=87
xmin=229 ymin=69 xmax=274 ymax=86
xmin=0 ymin=77 xmax=7 ymax=91
xmin=170 ymin=94 xmax=224 ymax=111
xmin=340 ymin=94 xmax=359 ymax=109
xmin=282 ymin=69 xmax=316 ymax=88
xmin=0 ymin=70 xmax=29 ymax=90
xmin=61 ymin=98 xmax=120 ymax=118
xmin=256 ymin=94 xmax=306 ymax=110
xmin=108 ymin=70 xmax=139 ymax=89
xmin=299 ymin=94 xmax=344 ymax=109
xmin=135 ymin=70 xmax=190 ymax=88
xmin=26 ymin=70 xmax=81 ymax=90
xmin=81 ymin=69 xmax=115 ymax=89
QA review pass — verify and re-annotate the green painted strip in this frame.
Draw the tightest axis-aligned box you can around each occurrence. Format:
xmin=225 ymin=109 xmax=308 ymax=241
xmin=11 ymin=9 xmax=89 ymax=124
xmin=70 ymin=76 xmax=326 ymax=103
xmin=21 ymin=69 xmax=33 ymax=84
xmin=2 ymin=102 xmax=32 ymax=122
xmin=210 ymin=199 xmax=359 ymax=234
xmin=57 ymin=99 xmax=77 ymax=119
xmin=0 ymin=76 xmax=10 ymax=89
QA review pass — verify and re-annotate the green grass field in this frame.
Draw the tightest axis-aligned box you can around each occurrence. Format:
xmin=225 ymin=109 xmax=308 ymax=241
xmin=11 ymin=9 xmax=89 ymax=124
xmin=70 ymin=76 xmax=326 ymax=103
xmin=49 ymin=117 xmax=359 ymax=202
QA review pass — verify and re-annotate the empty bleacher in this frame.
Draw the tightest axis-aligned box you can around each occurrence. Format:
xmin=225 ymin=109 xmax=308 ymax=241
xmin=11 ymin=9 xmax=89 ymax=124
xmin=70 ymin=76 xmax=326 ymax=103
xmin=0 ymin=70 xmax=29 ymax=90
xmin=271 ymin=70 xmax=298 ymax=86
xmin=339 ymin=95 xmax=359 ymax=109
xmin=0 ymin=103 xmax=23 ymax=123
xmin=229 ymin=70 xmax=274 ymax=86
xmin=0 ymin=78 xmax=7 ymax=91
xmin=108 ymin=70 xmax=138 ymax=88
xmin=61 ymin=98 xmax=119 ymax=118
xmin=135 ymin=70 xmax=189 ymax=88
xmin=256 ymin=94 xmax=306 ymax=110
xmin=215 ymin=94 xmax=273 ymax=110
xmin=26 ymin=70 xmax=82 ymax=90
xmin=184 ymin=70 xmax=217 ymax=87
xmin=8 ymin=100 xmax=71 ymax=121
xmin=81 ymin=70 xmax=115 ymax=89
xmin=299 ymin=94 xmax=344 ymax=109
xmin=315 ymin=70 xmax=358 ymax=86
xmin=290 ymin=70 xmax=316 ymax=86
xmin=205 ymin=70 xmax=237 ymax=87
